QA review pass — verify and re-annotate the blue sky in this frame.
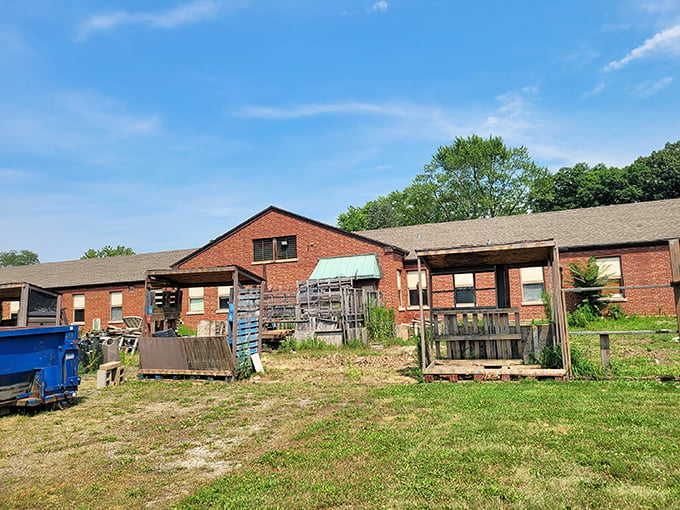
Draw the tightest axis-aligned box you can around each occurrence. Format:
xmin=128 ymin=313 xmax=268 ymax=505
xmin=2 ymin=0 xmax=679 ymax=262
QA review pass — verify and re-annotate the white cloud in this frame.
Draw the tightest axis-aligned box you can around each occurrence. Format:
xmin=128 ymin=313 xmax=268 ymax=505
xmin=237 ymin=101 xmax=408 ymax=119
xmin=632 ymin=76 xmax=673 ymax=97
xmin=367 ymin=1 xmax=389 ymax=13
xmin=78 ymin=0 xmax=229 ymax=39
xmin=582 ymin=82 xmax=606 ymax=98
xmin=605 ymin=23 xmax=680 ymax=70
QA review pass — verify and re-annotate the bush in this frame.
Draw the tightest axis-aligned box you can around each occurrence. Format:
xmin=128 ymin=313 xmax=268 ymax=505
xmin=568 ymin=303 xmax=598 ymax=328
xmin=365 ymin=302 xmax=396 ymax=343
xmin=605 ymin=304 xmax=626 ymax=320
xmin=538 ymin=345 xmax=562 ymax=369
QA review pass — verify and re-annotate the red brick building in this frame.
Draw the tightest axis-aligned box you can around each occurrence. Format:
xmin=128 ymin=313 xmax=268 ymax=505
xmin=1 ymin=199 xmax=679 ymax=332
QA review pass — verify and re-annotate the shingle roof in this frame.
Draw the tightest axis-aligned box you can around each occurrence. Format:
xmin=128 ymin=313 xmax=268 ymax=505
xmin=360 ymin=198 xmax=680 ymax=260
xmin=0 ymin=249 xmax=195 ymax=289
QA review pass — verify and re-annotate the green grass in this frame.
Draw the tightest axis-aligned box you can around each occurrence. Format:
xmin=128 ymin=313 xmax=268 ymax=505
xmin=175 ymin=380 xmax=680 ymax=510
xmin=569 ymin=315 xmax=680 ymax=378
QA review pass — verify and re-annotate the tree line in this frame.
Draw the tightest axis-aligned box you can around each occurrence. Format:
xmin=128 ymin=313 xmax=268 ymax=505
xmin=337 ymin=136 xmax=680 ymax=231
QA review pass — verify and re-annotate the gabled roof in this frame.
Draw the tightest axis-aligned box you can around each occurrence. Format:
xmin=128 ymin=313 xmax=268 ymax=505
xmin=0 ymin=249 xmax=195 ymax=290
xmin=173 ymin=205 xmax=407 ymax=267
xmin=360 ymin=198 xmax=680 ymax=260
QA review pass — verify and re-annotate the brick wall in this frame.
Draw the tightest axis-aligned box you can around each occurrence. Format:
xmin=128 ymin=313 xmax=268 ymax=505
xmin=177 ymin=209 xmax=406 ymax=328
xmin=62 ymin=284 xmax=146 ymax=333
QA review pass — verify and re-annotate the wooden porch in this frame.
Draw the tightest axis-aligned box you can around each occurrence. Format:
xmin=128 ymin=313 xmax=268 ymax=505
xmin=416 ymin=240 xmax=571 ymax=381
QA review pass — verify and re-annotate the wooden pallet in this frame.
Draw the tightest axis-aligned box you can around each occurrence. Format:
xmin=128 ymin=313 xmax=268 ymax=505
xmin=423 ymin=360 xmax=566 ymax=382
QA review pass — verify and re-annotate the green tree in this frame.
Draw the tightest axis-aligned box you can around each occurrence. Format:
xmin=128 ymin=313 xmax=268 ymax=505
xmin=0 ymin=249 xmax=39 ymax=267
xmin=627 ymin=140 xmax=680 ymax=202
xmin=568 ymin=256 xmax=609 ymax=316
xmin=81 ymin=245 xmax=135 ymax=259
xmin=338 ymin=135 xmax=548 ymax=230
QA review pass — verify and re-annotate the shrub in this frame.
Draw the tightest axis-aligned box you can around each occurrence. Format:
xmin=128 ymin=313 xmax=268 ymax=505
xmin=605 ymin=304 xmax=626 ymax=320
xmin=365 ymin=302 xmax=396 ymax=343
xmin=569 ymin=256 xmax=608 ymax=318
xmin=538 ymin=345 xmax=562 ymax=369
xmin=568 ymin=303 xmax=598 ymax=328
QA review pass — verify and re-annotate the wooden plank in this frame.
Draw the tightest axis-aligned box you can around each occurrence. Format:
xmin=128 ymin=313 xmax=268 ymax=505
xmin=138 ymin=368 xmax=233 ymax=376
xmin=600 ymin=333 xmax=611 ymax=369
xmin=433 ymin=358 xmax=524 ymax=366
xmin=670 ymin=239 xmax=680 ymax=336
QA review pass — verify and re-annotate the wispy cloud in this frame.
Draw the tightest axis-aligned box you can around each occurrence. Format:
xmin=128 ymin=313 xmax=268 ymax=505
xmin=604 ymin=23 xmax=680 ymax=70
xmin=367 ymin=1 xmax=389 ymax=13
xmin=237 ymin=102 xmax=408 ymax=119
xmin=632 ymin=76 xmax=673 ymax=97
xmin=583 ymin=82 xmax=606 ymax=98
xmin=78 ymin=0 xmax=229 ymax=39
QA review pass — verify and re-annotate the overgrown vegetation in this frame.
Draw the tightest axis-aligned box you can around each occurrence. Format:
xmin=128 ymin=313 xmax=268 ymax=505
xmin=365 ymin=301 xmax=396 ymax=343
xmin=568 ymin=256 xmax=608 ymax=326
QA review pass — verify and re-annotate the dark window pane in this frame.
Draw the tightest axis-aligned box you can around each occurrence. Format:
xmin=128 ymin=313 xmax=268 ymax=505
xmin=408 ymin=289 xmax=428 ymax=307
xmin=276 ymin=236 xmax=297 ymax=260
xmin=74 ymin=309 xmax=85 ymax=322
xmin=218 ymin=295 xmax=230 ymax=309
xmin=253 ymin=238 xmax=274 ymax=262
xmin=455 ymin=287 xmax=476 ymax=306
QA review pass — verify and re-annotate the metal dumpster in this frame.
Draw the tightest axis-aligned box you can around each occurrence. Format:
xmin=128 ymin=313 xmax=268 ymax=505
xmin=0 ymin=325 xmax=80 ymax=412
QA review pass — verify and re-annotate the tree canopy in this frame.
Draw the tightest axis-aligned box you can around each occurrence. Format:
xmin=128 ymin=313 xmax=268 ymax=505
xmin=529 ymin=140 xmax=680 ymax=212
xmin=0 ymin=250 xmax=40 ymax=267
xmin=81 ymin=245 xmax=135 ymax=259
xmin=338 ymin=135 xmax=548 ymax=231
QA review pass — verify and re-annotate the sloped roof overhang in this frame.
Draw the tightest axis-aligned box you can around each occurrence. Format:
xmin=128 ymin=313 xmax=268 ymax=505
xmin=146 ymin=265 xmax=263 ymax=289
xmin=416 ymin=239 xmax=557 ymax=274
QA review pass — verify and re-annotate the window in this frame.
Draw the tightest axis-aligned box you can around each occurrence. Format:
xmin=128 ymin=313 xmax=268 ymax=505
xmin=521 ymin=267 xmax=545 ymax=303
xmin=188 ymin=287 xmax=204 ymax=313
xmin=217 ymin=286 xmax=232 ymax=311
xmin=596 ymin=257 xmax=624 ymax=298
xmin=253 ymin=236 xmax=297 ymax=262
xmin=454 ymin=273 xmax=476 ymax=307
xmin=110 ymin=291 xmax=123 ymax=321
xmin=73 ymin=294 xmax=85 ymax=323
xmin=9 ymin=300 xmax=19 ymax=320
xmin=396 ymin=270 xmax=403 ymax=308
xmin=407 ymin=271 xmax=428 ymax=307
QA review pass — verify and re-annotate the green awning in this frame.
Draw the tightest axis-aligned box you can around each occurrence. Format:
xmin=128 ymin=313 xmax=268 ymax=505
xmin=309 ymin=254 xmax=382 ymax=280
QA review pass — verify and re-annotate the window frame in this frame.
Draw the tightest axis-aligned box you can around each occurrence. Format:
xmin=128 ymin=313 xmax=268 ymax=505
xmin=453 ymin=273 xmax=476 ymax=308
xmin=253 ymin=236 xmax=297 ymax=263
xmin=407 ymin=270 xmax=428 ymax=308
xmin=217 ymin=286 xmax=232 ymax=311
xmin=521 ymin=266 xmax=545 ymax=305
xmin=110 ymin=291 xmax=123 ymax=321
xmin=73 ymin=294 xmax=85 ymax=323
xmin=596 ymin=256 xmax=624 ymax=300
xmin=188 ymin=287 xmax=205 ymax=313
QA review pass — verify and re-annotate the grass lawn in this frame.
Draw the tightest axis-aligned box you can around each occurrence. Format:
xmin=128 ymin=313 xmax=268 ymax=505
xmin=568 ymin=315 xmax=680 ymax=378
xmin=173 ymin=379 xmax=679 ymax=510
xmin=1 ymin=323 xmax=678 ymax=510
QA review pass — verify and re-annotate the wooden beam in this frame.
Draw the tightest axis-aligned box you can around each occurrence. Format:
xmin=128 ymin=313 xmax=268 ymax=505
xmin=670 ymin=239 xmax=680 ymax=336
xmin=495 ymin=265 xmax=510 ymax=308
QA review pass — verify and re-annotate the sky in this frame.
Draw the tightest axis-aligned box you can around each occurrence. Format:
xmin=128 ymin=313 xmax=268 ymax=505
xmin=2 ymin=0 xmax=679 ymax=262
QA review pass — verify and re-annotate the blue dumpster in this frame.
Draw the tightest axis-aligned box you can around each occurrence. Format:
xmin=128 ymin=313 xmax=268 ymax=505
xmin=0 ymin=325 xmax=80 ymax=412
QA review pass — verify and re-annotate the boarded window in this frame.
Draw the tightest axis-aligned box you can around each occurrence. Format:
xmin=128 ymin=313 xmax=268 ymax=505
xmin=521 ymin=266 xmax=545 ymax=303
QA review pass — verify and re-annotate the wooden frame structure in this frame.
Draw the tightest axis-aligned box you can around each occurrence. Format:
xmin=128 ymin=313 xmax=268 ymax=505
xmin=0 ymin=282 xmax=62 ymax=328
xmin=141 ymin=266 xmax=264 ymax=377
xmin=416 ymin=240 xmax=571 ymax=381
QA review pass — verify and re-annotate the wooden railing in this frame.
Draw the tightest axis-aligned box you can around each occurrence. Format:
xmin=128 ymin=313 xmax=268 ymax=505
xmin=431 ymin=307 xmax=522 ymax=360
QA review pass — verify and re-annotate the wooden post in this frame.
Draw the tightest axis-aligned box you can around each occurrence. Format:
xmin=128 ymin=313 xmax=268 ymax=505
xmin=599 ymin=333 xmax=610 ymax=369
xmin=495 ymin=265 xmax=511 ymax=308
xmin=417 ymin=257 xmax=427 ymax=372
xmin=669 ymin=239 xmax=680 ymax=335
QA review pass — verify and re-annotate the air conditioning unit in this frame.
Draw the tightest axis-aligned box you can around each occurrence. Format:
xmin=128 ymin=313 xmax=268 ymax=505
xmin=92 ymin=318 xmax=101 ymax=331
